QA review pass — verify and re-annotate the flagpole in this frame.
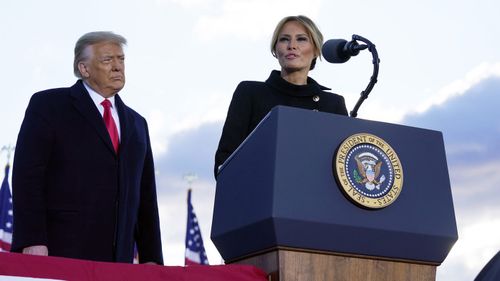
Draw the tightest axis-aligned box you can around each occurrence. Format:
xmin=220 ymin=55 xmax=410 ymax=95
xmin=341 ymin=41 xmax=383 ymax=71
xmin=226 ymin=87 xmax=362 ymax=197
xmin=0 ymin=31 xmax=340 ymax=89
xmin=183 ymin=172 xmax=198 ymax=189
xmin=183 ymin=172 xmax=209 ymax=265
xmin=1 ymin=145 xmax=15 ymax=167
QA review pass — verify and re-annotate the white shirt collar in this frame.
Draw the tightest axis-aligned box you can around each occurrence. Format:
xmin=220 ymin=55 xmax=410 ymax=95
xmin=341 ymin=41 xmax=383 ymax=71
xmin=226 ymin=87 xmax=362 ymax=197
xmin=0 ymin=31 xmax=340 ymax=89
xmin=83 ymin=81 xmax=117 ymax=110
xmin=82 ymin=81 xmax=121 ymax=139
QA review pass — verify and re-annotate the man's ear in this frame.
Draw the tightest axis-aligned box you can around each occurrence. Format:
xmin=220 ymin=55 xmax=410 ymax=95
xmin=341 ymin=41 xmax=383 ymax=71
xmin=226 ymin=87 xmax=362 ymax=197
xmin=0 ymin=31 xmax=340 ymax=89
xmin=78 ymin=62 xmax=90 ymax=78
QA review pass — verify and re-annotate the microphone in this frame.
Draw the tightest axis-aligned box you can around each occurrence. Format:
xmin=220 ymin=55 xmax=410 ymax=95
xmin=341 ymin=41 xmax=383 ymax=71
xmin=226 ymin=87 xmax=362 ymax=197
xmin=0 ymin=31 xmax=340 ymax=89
xmin=321 ymin=34 xmax=379 ymax=117
xmin=322 ymin=39 xmax=368 ymax=63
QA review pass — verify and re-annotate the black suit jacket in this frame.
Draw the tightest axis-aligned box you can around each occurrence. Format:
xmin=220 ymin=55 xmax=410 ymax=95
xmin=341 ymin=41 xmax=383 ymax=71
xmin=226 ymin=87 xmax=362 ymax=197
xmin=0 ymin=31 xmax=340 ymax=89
xmin=12 ymin=80 xmax=163 ymax=264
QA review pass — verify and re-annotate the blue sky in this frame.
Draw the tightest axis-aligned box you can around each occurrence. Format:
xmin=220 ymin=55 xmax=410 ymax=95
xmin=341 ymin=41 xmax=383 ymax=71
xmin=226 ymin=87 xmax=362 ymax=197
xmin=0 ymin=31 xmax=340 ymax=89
xmin=1 ymin=0 xmax=500 ymax=280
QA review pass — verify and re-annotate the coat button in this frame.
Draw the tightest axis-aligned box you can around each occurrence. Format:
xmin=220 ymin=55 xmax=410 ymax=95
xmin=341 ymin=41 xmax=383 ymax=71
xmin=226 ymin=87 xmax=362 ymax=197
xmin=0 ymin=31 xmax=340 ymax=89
xmin=313 ymin=95 xmax=320 ymax=102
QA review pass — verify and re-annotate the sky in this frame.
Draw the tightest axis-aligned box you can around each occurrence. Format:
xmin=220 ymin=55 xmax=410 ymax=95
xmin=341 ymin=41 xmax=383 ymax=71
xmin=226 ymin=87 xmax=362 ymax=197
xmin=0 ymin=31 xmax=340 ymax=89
xmin=1 ymin=0 xmax=500 ymax=280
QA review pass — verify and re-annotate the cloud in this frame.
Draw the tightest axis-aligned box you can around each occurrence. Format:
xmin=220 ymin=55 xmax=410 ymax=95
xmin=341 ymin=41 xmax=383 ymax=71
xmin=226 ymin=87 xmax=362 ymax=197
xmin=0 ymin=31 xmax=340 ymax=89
xmin=450 ymin=161 xmax=500 ymax=208
xmin=403 ymin=76 xmax=500 ymax=165
xmin=402 ymin=69 xmax=500 ymax=280
xmin=412 ymin=62 xmax=500 ymax=114
xmin=191 ymin=0 xmax=322 ymax=41
xmin=158 ymin=0 xmax=214 ymax=9
xmin=144 ymin=89 xmax=231 ymax=158
xmin=439 ymin=210 xmax=500 ymax=281
xmin=155 ymin=122 xmax=222 ymax=180
xmin=153 ymin=121 xmax=223 ymax=265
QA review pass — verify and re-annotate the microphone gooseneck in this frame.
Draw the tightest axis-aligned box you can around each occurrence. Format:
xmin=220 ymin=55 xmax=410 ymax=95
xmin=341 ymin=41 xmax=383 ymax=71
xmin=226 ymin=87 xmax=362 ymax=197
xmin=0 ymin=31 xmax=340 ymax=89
xmin=321 ymin=34 xmax=380 ymax=118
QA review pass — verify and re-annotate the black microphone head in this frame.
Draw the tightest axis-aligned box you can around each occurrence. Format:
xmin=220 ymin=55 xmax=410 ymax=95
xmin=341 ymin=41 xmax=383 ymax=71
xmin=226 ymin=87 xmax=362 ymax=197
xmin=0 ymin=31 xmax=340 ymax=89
xmin=322 ymin=39 xmax=351 ymax=63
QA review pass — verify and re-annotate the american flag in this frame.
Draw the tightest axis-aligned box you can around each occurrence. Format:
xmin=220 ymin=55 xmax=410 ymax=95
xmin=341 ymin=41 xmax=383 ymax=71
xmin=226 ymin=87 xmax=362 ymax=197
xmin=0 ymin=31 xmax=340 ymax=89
xmin=0 ymin=164 xmax=13 ymax=252
xmin=185 ymin=189 xmax=209 ymax=265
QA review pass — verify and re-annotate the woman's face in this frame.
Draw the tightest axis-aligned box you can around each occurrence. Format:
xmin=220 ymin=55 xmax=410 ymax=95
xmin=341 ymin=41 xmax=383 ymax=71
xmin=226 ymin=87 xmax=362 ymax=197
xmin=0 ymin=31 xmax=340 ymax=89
xmin=274 ymin=21 xmax=315 ymax=74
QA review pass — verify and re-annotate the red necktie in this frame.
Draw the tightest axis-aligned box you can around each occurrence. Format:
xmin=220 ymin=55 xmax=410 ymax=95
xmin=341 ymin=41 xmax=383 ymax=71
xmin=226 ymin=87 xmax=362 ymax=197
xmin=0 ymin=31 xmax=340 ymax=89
xmin=101 ymin=99 xmax=119 ymax=153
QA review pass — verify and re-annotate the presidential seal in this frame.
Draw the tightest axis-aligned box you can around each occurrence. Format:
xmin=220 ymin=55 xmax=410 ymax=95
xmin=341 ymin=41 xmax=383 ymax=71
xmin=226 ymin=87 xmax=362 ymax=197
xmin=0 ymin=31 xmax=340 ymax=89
xmin=333 ymin=133 xmax=404 ymax=209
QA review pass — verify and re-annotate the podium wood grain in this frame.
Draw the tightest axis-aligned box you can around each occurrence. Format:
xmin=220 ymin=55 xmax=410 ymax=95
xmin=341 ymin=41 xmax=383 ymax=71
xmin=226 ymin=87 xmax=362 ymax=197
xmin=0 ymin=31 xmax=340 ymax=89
xmin=232 ymin=249 xmax=436 ymax=281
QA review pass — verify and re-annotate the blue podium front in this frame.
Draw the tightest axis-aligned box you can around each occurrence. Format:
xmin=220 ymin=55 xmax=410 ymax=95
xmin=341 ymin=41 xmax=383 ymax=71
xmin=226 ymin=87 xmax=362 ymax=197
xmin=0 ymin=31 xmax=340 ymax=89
xmin=211 ymin=106 xmax=458 ymax=264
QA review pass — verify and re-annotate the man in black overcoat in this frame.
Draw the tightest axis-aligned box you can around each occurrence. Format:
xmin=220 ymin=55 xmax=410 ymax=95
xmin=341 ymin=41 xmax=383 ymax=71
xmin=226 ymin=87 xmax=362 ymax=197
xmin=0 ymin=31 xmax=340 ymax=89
xmin=11 ymin=31 xmax=163 ymax=264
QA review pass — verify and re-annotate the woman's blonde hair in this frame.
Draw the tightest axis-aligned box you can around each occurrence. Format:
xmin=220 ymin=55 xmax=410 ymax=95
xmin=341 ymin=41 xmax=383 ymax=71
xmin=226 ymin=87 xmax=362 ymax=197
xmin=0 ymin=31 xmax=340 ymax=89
xmin=270 ymin=15 xmax=323 ymax=70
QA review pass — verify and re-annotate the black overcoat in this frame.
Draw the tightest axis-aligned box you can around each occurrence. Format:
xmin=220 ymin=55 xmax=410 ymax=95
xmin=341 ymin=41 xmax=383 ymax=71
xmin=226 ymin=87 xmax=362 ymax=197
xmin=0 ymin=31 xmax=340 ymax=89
xmin=11 ymin=80 xmax=163 ymax=264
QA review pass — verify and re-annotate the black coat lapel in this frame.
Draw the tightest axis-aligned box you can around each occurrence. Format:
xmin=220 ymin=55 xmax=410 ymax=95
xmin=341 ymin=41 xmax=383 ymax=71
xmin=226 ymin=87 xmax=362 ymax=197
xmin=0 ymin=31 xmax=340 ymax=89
xmin=114 ymin=94 xmax=133 ymax=152
xmin=69 ymin=80 xmax=117 ymax=156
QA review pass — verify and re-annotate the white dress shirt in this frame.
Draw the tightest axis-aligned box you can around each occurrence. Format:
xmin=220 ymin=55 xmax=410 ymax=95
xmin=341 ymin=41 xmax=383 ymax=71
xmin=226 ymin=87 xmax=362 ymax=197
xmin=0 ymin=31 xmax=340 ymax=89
xmin=83 ymin=82 xmax=121 ymax=140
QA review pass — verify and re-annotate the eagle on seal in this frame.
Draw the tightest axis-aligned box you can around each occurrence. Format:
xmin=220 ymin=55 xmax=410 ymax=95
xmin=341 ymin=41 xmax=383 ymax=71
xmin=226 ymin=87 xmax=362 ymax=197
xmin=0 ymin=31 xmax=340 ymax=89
xmin=355 ymin=155 xmax=385 ymax=191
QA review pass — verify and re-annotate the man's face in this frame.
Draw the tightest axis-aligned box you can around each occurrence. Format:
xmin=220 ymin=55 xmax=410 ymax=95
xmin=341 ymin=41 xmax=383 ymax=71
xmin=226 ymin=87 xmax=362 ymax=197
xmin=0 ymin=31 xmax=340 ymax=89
xmin=80 ymin=42 xmax=125 ymax=97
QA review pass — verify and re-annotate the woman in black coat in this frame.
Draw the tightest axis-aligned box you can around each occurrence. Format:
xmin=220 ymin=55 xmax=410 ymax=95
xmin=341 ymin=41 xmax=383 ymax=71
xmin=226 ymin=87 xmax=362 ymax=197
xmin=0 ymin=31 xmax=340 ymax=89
xmin=214 ymin=15 xmax=348 ymax=177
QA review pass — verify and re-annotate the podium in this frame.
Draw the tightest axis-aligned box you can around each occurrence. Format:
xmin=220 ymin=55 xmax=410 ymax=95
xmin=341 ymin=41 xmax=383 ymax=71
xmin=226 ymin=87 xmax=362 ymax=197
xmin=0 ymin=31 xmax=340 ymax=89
xmin=211 ymin=106 xmax=458 ymax=281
